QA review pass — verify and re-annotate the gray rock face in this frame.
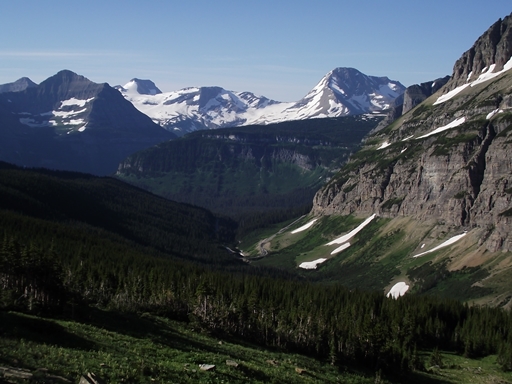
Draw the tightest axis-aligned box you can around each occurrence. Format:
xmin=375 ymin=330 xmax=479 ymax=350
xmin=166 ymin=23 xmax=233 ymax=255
xmin=402 ymin=76 xmax=450 ymax=114
xmin=372 ymin=77 xmax=450 ymax=133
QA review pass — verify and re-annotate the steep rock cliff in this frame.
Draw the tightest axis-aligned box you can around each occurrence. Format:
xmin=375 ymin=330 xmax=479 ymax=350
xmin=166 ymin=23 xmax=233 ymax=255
xmin=313 ymin=13 xmax=512 ymax=253
xmin=402 ymin=76 xmax=450 ymax=114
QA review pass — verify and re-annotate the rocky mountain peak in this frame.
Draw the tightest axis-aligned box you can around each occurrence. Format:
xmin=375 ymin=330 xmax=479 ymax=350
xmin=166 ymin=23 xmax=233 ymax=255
xmin=44 ymin=69 xmax=94 ymax=87
xmin=117 ymin=67 xmax=405 ymax=135
xmin=326 ymin=67 xmax=402 ymax=95
xmin=0 ymin=69 xmax=174 ymax=175
xmin=312 ymin=13 xmax=512 ymax=255
xmin=0 ymin=77 xmax=37 ymax=93
xmin=33 ymin=70 xmax=105 ymax=108
xmin=447 ymin=12 xmax=512 ymax=90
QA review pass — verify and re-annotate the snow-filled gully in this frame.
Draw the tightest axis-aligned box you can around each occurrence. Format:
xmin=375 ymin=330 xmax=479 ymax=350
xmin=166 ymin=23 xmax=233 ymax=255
xmin=296 ymin=214 xmax=376 ymax=270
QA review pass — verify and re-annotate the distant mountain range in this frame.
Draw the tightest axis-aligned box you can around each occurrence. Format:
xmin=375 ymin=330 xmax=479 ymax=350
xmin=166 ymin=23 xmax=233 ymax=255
xmin=0 ymin=77 xmax=37 ymax=93
xmin=115 ymin=67 xmax=405 ymax=135
xmin=0 ymin=67 xmax=405 ymax=174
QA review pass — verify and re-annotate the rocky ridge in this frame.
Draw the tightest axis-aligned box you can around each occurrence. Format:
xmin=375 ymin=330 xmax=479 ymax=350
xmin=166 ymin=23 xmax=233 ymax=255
xmin=116 ymin=115 xmax=380 ymax=218
xmin=401 ymin=76 xmax=450 ymax=115
xmin=448 ymin=14 xmax=512 ymax=91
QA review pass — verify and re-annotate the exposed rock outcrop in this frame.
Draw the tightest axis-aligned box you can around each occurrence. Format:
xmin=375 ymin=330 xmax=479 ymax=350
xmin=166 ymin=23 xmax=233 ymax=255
xmin=402 ymin=76 xmax=450 ymax=114
xmin=372 ymin=76 xmax=450 ymax=133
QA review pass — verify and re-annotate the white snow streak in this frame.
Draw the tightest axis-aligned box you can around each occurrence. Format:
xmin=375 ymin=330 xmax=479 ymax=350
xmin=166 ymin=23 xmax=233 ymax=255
xmin=434 ymin=56 xmax=512 ymax=105
xmin=386 ymin=282 xmax=409 ymax=299
xmin=433 ymin=84 xmax=470 ymax=105
xmin=486 ymin=109 xmax=503 ymax=120
xmin=298 ymin=214 xmax=376 ymax=270
xmin=326 ymin=214 xmax=376 ymax=245
xmin=19 ymin=97 xmax=92 ymax=129
xmin=416 ymin=117 xmax=466 ymax=139
xmin=377 ymin=141 xmax=391 ymax=150
xmin=60 ymin=97 xmax=94 ymax=108
xmin=412 ymin=232 xmax=467 ymax=258
xmin=299 ymin=258 xmax=327 ymax=269
xmin=331 ymin=242 xmax=351 ymax=255
xmin=291 ymin=219 xmax=318 ymax=234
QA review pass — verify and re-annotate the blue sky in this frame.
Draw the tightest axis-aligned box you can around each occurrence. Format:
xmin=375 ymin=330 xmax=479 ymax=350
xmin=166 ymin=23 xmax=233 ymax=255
xmin=1 ymin=1 xmax=511 ymax=101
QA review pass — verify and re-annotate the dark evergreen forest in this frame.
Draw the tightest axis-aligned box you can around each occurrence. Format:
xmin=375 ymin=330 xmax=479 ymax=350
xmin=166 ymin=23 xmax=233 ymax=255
xmin=1 ymin=162 xmax=512 ymax=377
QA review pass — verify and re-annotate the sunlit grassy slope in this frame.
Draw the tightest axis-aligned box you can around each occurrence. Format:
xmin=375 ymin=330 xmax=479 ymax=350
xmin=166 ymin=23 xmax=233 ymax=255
xmin=243 ymin=214 xmax=512 ymax=306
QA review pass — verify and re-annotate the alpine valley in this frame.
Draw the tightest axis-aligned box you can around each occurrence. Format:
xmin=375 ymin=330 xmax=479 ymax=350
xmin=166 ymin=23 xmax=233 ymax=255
xmin=2 ymin=11 xmax=512 ymax=384
xmin=250 ymin=12 xmax=512 ymax=308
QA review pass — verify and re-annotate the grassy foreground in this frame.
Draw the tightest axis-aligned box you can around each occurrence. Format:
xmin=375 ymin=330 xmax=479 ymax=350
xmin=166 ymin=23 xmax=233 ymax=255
xmin=0 ymin=310 xmax=374 ymax=383
xmin=1 ymin=310 xmax=511 ymax=384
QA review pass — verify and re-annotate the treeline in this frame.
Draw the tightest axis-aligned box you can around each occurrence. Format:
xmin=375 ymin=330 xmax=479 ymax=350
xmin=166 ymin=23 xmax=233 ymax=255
xmin=170 ymin=187 xmax=316 ymax=234
xmin=118 ymin=136 xmax=327 ymax=222
xmin=120 ymin=114 xmax=380 ymax=176
xmin=189 ymin=114 xmax=383 ymax=146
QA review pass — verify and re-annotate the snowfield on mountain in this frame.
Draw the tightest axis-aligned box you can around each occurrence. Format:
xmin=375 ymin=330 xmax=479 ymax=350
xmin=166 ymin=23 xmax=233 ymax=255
xmin=117 ymin=68 xmax=405 ymax=134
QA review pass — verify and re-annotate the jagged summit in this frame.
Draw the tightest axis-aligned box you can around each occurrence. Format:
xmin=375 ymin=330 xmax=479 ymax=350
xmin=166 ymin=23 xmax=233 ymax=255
xmin=121 ymin=78 xmax=162 ymax=95
xmin=313 ymin=14 xmax=512 ymax=253
xmin=446 ymin=12 xmax=512 ymax=91
xmin=32 ymin=70 xmax=105 ymax=110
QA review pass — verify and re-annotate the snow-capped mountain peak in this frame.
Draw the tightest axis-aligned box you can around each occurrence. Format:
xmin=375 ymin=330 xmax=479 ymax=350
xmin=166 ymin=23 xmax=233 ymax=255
xmin=298 ymin=67 xmax=405 ymax=116
xmin=117 ymin=67 xmax=405 ymax=135
xmin=120 ymin=78 xmax=162 ymax=95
